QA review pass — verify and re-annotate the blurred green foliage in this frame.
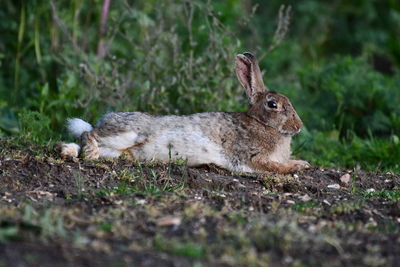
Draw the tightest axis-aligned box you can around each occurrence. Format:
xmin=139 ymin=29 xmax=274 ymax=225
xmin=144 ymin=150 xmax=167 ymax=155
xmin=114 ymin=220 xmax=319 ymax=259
xmin=0 ymin=0 xmax=399 ymax=171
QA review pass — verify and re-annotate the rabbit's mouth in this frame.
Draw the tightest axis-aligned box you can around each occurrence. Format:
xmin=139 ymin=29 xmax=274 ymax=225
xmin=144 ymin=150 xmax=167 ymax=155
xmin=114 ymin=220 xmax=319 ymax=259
xmin=279 ymin=128 xmax=301 ymax=136
xmin=247 ymin=114 xmax=301 ymax=136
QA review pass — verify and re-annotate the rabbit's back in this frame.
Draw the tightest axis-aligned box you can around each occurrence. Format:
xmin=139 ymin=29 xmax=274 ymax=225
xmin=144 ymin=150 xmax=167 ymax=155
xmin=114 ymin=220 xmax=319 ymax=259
xmin=95 ymin=111 xmax=230 ymax=137
xmin=93 ymin=112 xmax=250 ymax=171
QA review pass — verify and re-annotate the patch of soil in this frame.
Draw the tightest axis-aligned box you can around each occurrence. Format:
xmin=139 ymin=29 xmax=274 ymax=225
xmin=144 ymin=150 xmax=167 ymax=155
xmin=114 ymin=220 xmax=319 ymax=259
xmin=0 ymin=143 xmax=399 ymax=266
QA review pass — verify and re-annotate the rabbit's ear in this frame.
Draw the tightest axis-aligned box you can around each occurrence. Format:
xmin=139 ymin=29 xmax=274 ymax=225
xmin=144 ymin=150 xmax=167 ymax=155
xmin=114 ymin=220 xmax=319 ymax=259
xmin=236 ymin=52 xmax=267 ymax=104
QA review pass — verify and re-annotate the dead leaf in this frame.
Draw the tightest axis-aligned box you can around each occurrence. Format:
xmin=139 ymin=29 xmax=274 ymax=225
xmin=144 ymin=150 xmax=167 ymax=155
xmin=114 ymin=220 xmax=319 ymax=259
xmin=156 ymin=216 xmax=181 ymax=227
xmin=91 ymin=240 xmax=112 ymax=253
xmin=27 ymin=190 xmax=56 ymax=199
xmin=323 ymin=200 xmax=331 ymax=206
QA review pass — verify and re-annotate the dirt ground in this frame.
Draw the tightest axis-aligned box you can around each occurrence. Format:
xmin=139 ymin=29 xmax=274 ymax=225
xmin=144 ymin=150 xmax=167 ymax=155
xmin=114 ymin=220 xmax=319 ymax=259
xmin=0 ymin=139 xmax=399 ymax=266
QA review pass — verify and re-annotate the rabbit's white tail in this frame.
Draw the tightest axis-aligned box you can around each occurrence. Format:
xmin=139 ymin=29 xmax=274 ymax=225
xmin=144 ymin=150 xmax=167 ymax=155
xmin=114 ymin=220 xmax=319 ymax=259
xmin=67 ymin=118 xmax=93 ymax=138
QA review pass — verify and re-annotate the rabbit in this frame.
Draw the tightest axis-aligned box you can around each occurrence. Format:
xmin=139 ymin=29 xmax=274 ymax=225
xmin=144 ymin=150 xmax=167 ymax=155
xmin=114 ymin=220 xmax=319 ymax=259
xmin=59 ymin=52 xmax=310 ymax=174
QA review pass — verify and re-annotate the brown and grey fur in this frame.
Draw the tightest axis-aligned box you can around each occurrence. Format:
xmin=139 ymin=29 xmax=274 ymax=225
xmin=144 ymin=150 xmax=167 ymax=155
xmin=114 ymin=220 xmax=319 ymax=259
xmin=59 ymin=52 xmax=310 ymax=174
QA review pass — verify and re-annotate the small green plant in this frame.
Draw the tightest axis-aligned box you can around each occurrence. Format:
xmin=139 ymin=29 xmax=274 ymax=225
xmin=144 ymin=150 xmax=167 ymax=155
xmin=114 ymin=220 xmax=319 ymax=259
xmin=356 ymin=189 xmax=400 ymax=203
xmin=295 ymin=130 xmax=400 ymax=172
xmin=73 ymin=171 xmax=87 ymax=199
xmin=21 ymin=205 xmax=66 ymax=238
xmin=39 ymin=210 xmax=66 ymax=238
xmin=98 ymin=223 xmax=113 ymax=233
xmin=171 ymin=243 xmax=205 ymax=259
xmin=368 ymin=221 xmax=400 ymax=234
xmin=106 ymin=164 xmax=185 ymax=197
xmin=294 ymin=201 xmax=320 ymax=213
xmin=0 ymin=225 xmax=19 ymax=243
xmin=0 ymin=205 xmax=67 ymax=242
xmin=18 ymin=110 xmax=55 ymax=145
xmin=330 ymin=200 xmax=365 ymax=215
xmin=298 ymin=56 xmax=400 ymax=139
xmin=113 ymin=169 xmax=136 ymax=182
xmin=155 ymin=236 xmax=205 ymax=259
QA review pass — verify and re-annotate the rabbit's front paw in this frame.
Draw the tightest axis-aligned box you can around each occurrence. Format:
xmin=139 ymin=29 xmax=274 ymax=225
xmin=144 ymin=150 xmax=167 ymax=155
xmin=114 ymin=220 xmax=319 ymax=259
xmin=289 ymin=160 xmax=311 ymax=171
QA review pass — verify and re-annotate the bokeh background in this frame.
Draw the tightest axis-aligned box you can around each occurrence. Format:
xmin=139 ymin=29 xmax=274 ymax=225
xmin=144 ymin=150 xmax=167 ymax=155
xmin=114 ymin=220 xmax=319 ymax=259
xmin=1 ymin=0 xmax=399 ymax=171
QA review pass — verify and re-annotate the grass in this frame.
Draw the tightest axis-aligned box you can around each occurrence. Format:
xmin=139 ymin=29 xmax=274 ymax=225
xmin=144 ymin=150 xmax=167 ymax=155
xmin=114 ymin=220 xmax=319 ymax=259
xmin=295 ymin=129 xmax=400 ymax=173
xmin=0 ymin=1 xmax=399 ymax=173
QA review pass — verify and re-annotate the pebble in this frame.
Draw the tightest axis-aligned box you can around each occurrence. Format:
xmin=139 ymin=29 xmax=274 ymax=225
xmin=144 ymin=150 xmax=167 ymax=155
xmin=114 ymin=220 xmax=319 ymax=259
xmin=236 ymin=183 xmax=246 ymax=189
xmin=299 ymin=194 xmax=312 ymax=202
xmin=340 ymin=173 xmax=351 ymax=185
xmin=327 ymin=184 xmax=340 ymax=189
xmin=136 ymin=199 xmax=147 ymax=205
xmin=113 ymin=200 xmax=123 ymax=205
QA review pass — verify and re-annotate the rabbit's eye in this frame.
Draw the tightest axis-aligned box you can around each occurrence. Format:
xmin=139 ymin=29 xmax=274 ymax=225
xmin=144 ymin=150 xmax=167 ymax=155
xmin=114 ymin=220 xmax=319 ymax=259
xmin=267 ymin=101 xmax=278 ymax=109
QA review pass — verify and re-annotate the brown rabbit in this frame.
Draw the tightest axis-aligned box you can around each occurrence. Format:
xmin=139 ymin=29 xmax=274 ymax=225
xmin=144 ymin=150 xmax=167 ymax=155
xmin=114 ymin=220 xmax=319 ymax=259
xmin=59 ymin=52 xmax=310 ymax=174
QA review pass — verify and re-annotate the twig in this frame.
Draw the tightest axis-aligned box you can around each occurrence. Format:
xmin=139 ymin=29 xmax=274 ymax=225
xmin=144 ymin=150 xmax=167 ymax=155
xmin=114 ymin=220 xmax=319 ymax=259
xmin=97 ymin=0 xmax=111 ymax=59
xmin=260 ymin=5 xmax=292 ymax=61
xmin=50 ymin=1 xmax=82 ymax=53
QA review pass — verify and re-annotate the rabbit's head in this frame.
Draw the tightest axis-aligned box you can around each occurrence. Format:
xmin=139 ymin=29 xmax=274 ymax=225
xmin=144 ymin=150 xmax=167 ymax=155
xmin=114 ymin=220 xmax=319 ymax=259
xmin=236 ymin=52 xmax=303 ymax=136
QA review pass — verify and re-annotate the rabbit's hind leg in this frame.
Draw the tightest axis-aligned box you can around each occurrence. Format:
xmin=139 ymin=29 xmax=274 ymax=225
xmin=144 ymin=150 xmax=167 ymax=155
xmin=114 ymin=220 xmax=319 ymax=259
xmin=96 ymin=131 xmax=144 ymax=159
xmin=81 ymin=131 xmax=100 ymax=159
